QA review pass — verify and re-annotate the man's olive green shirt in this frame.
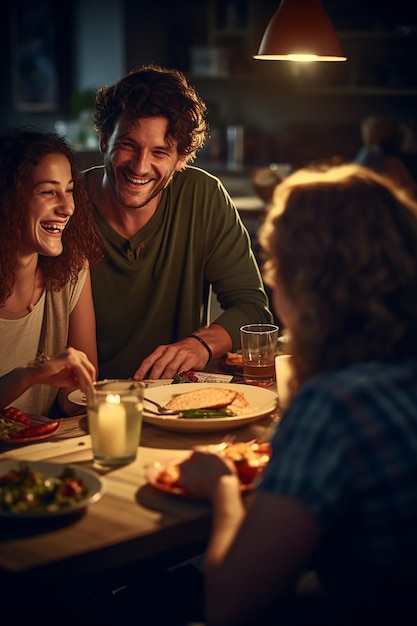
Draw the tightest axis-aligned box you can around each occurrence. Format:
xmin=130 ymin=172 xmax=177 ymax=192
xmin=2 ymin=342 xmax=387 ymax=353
xmin=88 ymin=165 xmax=272 ymax=379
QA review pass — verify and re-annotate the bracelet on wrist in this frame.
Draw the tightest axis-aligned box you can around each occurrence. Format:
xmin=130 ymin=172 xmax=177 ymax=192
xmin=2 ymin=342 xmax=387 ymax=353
xmin=187 ymin=334 xmax=213 ymax=362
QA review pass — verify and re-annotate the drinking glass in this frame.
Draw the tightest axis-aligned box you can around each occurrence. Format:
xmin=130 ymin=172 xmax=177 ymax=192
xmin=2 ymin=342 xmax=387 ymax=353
xmin=240 ymin=324 xmax=279 ymax=386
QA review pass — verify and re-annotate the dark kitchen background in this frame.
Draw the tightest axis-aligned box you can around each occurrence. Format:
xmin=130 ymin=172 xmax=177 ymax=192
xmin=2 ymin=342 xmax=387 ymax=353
xmin=1 ymin=0 xmax=416 ymax=178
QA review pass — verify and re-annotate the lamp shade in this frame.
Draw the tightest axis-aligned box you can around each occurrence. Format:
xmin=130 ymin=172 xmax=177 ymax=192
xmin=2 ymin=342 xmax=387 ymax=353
xmin=253 ymin=0 xmax=346 ymax=62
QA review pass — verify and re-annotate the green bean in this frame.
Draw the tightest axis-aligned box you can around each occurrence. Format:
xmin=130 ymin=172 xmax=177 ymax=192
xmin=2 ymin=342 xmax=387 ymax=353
xmin=180 ymin=409 xmax=234 ymax=419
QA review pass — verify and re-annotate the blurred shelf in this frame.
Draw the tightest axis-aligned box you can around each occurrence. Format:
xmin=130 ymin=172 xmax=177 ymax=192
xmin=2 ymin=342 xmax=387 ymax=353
xmin=297 ymin=87 xmax=417 ymax=96
xmin=190 ymin=75 xmax=417 ymax=96
xmin=338 ymin=30 xmax=417 ymax=39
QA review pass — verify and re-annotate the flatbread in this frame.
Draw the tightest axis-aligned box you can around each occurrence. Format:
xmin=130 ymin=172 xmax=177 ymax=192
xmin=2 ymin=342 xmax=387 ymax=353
xmin=164 ymin=387 xmax=238 ymax=411
xmin=228 ymin=392 xmax=252 ymax=415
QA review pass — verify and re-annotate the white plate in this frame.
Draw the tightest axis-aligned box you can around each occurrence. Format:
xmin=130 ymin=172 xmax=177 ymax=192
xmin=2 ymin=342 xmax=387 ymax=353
xmin=67 ymin=389 xmax=87 ymax=406
xmin=143 ymin=382 xmax=278 ymax=432
xmin=68 ymin=379 xmax=174 ymax=406
xmin=0 ymin=460 xmax=104 ymax=519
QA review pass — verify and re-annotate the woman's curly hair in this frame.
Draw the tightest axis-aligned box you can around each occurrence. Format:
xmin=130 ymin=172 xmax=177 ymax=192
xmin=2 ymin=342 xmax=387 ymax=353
xmin=93 ymin=64 xmax=208 ymax=163
xmin=259 ymin=163 xmax=417 ymax=388
xmin=0 ymin=126 xmax=103 ymax=306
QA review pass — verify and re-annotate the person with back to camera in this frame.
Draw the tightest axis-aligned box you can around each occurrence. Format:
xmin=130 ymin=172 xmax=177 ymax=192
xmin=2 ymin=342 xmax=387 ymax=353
xmin=0 ymin=126 xmax=103 ymax=417
xmin=175 ymin=163 xmax=417 ymax=625
xmin=85 ymin=63 xmax=273 ymax=381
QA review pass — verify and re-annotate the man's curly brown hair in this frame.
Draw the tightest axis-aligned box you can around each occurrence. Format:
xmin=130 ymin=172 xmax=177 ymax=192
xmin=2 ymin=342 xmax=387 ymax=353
xmin=259 ymin=163 xmax=417 ymax=389
xmin=0 ymin=126 xmax=103 ymax=307
xmin=93 ymin=64 xmax=208 ymax=163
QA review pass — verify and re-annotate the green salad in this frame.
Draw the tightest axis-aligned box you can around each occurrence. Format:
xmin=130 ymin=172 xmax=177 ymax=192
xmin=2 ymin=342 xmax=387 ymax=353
xmin=0 ymin=462 xmax=89 ymax=513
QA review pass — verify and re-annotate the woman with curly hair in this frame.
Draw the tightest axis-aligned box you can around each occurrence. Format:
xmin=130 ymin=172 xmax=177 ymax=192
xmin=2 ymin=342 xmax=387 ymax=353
xmin=0 ymin=126 xmax=103 ymax=417
xmin=175 ymin=164 xmax=417 ymax=625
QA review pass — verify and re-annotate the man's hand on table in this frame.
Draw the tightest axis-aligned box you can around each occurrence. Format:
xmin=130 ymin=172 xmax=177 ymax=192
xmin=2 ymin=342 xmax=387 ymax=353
xmin=132 ymin=337 xmax=211 ymax=381
xmin=132 ymin=325 xmax=232 ymax=380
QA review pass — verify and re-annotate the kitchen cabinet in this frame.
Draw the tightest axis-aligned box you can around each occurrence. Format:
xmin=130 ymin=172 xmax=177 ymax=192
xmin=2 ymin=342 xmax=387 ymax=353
xmin=189 ymin=0 xmax=269 ymax=78
xmin=185 ymin=1 xmax=417 ymax=169
xmin=294 ymin=30 xmax=417 ymax=97
xmin=191 ymin=5 xmax=417 ymax=96
xmin=186 ymin=0 xmax=416 ymax=92
xmin=205 ymin=0 xmax=254 ymax=77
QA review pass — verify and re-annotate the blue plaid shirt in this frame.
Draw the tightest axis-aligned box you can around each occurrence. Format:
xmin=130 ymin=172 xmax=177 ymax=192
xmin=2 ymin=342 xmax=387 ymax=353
xmin=260 ymin=359 xmax=417 ymax=568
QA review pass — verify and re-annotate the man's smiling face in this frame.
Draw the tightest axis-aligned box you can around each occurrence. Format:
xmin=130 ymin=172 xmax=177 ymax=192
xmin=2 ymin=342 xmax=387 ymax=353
xmin=101 ymin=115 xmax=186 ymax=211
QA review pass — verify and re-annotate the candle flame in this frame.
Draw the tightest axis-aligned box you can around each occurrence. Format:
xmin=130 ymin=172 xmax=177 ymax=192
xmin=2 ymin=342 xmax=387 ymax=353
xmin=106 ymin=393 xmax=121 ymax=404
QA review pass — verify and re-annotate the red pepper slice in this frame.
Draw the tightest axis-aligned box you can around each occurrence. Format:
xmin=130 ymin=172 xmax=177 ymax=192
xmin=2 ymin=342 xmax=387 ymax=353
xmin=1 ymin=407 xmax=32 ymax=427
xmin=8 ymin=420 xmax=60 ymax=440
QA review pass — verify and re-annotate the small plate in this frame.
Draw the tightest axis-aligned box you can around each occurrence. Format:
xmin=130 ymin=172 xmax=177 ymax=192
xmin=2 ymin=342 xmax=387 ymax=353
xmin=1 ymin=415 xmax=62 ymax=445
xmin=0 ymin=460 xmax=104 ymax=518
xmin=220 ymin=352 xmax=243 ymax=376
xmin=147 ymin=457 xmax=259 ymax=497
xmin=68 ymin=379 xmax=174 ymax=406
xmin=67 ymin=389 xmax=87 ymax=406
xmin=146 ymin=441 xmax=271 ymax=497
xmin=143 ymin=382 xmax=278 ymax=432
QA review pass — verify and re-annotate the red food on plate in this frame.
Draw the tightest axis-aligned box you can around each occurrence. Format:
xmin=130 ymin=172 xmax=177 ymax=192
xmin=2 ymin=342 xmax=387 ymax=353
xmin=220 ymin=441 xmax=272 ymax=484
xmin=8 ymin=420 xmax=61 ymax=440
xmin=154 ymin=441 xmax=272 ymax=493
xmin=0 ymin=407 xmax=61 ymax=443
xmin=172 ymin=370 xmax=199 ymax=384
xmin=156 ymin=464 xmax=181 ymax=487
xmin=1 ymin=406 xmax=31 ymax=427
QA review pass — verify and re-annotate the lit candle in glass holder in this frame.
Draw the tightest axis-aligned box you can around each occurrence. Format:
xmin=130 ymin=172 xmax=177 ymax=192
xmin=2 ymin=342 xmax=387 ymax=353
xmin=97 ymin=394 xmax=126 ymax=457
xmin=86 ymin=380 xmax=145 ymax=467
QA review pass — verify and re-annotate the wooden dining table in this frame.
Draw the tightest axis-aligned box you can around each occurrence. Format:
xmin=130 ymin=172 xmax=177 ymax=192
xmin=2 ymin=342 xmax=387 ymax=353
xmin=0 ymin=375 xmax=279 ymax=617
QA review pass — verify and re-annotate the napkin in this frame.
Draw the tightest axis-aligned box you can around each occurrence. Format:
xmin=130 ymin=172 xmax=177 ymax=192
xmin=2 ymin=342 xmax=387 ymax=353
xmin=194 ymin=372 xmax=233 ymax=383
xmin=145 ymin=372 xmax=233 ymax=387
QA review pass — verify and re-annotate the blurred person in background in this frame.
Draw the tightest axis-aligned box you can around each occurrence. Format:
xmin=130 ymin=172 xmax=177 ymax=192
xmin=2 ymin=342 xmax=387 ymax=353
xmin=0 ymin=127 xmax=103 ymax=416
xmin=354 ymin=114 xmax=417 ymax=197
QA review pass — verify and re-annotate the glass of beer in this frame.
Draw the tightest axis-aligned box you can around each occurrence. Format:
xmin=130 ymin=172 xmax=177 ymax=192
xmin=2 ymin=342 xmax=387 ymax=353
xmin=240 ymin=324 xmax=279 ymax=387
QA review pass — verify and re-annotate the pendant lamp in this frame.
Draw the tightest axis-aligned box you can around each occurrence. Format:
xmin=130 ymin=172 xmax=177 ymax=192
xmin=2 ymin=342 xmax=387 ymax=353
xmin=253 ymin=0 xmax=347 ymax=62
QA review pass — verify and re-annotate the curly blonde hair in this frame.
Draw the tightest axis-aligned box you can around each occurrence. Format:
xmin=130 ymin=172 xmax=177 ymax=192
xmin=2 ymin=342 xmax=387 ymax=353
xmin=0 ymin=126 xmax=103 ymax=306
xmin=259 ymin=163 xmax=417 ymax=388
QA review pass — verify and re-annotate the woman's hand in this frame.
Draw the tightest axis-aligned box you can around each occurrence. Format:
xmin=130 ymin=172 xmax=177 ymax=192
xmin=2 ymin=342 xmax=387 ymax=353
xmin=30 ymin=346 xmax=96 ymax=393
xmin=178 ymin=450 xmax=238 ymax=500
